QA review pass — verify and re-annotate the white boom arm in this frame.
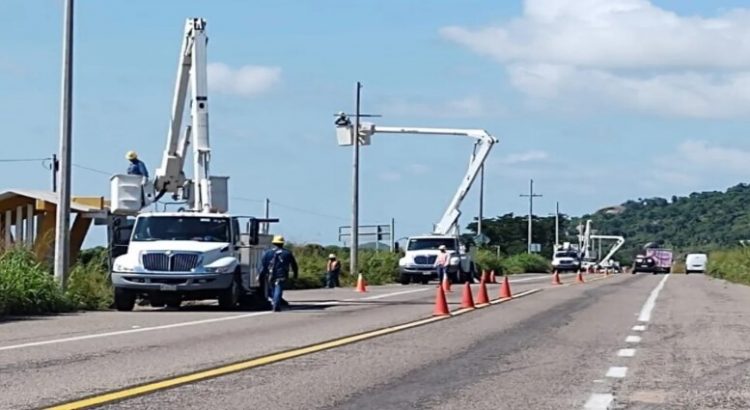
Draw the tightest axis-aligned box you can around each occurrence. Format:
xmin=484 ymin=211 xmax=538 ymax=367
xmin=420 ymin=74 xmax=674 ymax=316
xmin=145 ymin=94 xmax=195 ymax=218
xmin=154 ymin=18 xmax=212 ymax=212
xmin=578 ymin=219 xmax=592 ymax=259
xmin=335 ymin=118 xmax=498 ymax=236
xmin=591 ymin=234 xmax=626 ymax=266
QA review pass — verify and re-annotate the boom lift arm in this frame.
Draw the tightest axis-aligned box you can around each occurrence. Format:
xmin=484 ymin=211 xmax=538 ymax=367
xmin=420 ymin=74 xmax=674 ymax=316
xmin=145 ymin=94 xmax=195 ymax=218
xmin=110 ymin=18 xmax=214 ymax=216
xmin=335 ymin=119 xmax=498 ymax=236
xmin=591 ymin=234 xmax=626 ymax=266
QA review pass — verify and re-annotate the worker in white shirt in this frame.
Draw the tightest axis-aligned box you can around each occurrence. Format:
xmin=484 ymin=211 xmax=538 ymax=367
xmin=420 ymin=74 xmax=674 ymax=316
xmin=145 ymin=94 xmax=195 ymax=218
xmin=434 ymin=244 xmax=451 ymax=284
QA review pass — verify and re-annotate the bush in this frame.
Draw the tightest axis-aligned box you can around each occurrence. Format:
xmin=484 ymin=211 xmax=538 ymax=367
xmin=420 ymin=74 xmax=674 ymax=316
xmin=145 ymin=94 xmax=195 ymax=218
xmin=0 ymin=248 xmax=71 ymax=316
xmin=288 ymin=244 xmax=399 ymax=288
xmin=501 ymin=253 xmax=550 ymax=275
xmin=65 ymin=251 xmax=112 ymax=310
xmin=474 ymin=249 xmax=505 ymax=274
xmin=707 ymin=248 xmax=750 ymax=285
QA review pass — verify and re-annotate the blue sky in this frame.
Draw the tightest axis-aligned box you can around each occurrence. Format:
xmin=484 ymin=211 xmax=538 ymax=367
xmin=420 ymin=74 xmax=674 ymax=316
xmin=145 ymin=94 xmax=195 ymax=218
xmin=3 ymin=0 xmax=750 ymax=246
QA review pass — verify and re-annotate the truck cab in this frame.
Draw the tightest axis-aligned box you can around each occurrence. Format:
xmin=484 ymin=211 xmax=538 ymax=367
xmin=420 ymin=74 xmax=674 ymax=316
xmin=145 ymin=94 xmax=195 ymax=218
xmin=398 ymin=235 xmax=475 ymax=284
xmin=110 ymin=212 xmax=272 ymax=311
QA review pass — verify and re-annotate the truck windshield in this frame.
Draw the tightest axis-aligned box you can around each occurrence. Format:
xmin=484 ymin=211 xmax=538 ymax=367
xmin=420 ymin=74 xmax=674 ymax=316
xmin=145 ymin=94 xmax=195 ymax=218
xmin=554 ymin=252 xmax=578 ymax=258
xmin=407 ymin=238 xmax=457 ymax=251
xmin=132 ymin=216 xmax=230 ymax=242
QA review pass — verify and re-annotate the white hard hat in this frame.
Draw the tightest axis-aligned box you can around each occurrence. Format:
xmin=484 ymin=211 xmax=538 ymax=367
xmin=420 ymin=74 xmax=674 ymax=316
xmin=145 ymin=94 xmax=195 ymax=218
xmin=328 ymin=254 xmax=336 ymax=259
xmin=438 ymin=245 xmax=447 ymax=250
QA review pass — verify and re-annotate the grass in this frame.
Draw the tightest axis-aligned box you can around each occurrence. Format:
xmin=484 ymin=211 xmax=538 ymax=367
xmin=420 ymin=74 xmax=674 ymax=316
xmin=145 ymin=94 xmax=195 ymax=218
xmin=707 ymin=248 xmax=750 ymax=285
xmin=0 ymin=247 xmax=71 ymax=316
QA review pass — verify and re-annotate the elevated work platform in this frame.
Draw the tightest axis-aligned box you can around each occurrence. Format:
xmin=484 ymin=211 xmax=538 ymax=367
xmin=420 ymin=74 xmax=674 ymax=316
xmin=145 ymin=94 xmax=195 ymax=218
xmin=0 ymin=189 xmax=107 ymax=265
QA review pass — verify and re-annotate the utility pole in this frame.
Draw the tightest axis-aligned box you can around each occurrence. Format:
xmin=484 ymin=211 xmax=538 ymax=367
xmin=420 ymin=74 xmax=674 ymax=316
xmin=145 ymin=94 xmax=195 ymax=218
xmin=263 ymin=198 xmax=270 ymax=234
xmin=51 ymin=153 xmax=59 ymax=193
xmin=520 ymin=179 xmax=542 ymax=254
xmin=351 ymin=82 xmax=362 ymax=277
xmin=54 ymin=0 xmax=74 ymax=288
xmin=555 ymin=201 xmax=560 ymax=248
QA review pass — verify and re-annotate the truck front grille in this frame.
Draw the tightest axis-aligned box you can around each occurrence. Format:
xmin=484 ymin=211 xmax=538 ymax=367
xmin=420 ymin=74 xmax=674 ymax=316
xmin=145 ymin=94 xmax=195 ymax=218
xmin=414 ymin=255 xmax=437 ymax=265
xmin=143 ymin=253 xmax=201 ymax=272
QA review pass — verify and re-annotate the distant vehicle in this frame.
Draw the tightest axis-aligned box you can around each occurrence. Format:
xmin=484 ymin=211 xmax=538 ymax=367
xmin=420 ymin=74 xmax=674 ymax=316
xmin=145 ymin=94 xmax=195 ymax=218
xmin=685 ymin=253 xmax=708 ymax=274
xmin=551 ymin=249 xmax=581 ymax=273
xmin=632 ymin=248 xmax=673 ymax=274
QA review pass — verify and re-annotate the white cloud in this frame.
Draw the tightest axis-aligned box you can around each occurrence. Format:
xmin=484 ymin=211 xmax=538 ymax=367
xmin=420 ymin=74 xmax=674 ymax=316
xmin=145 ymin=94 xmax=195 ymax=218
xmin=499 ymin=150 xmax=549 ymax=165
xmin=441 ymin=0 xmax=750 ymax=118
xmin=379 ymin=96 xmax=499 ymax=118
xmin=410 ymin=164 xmax=431 ymax=175
xmin=207 ymin=63 xmax=281 ymax=97
xmin=650 ymin=140 xmax=750 ymax=187
xmin=379 ymin=171 xmax=402 ymax=182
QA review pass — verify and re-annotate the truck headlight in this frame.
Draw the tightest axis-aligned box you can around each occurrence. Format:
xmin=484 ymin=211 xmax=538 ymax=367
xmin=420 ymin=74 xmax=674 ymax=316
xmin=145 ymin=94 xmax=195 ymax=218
xmin=113 ymin=262 xmax=135 ymax=272
xmin=204 ymin=265 xmax=234 ymax=273
xmin=398 ymin=258 xmax=407 ymax=267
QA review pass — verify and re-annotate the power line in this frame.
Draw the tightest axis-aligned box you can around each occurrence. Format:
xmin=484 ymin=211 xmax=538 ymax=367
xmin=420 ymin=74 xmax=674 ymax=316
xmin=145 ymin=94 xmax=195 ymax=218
xmin=0 ymin=157 xmax=52 ymax=163
xmin=73 ymin=163 xmax=111 ymax=175
xmin=232 ymin=196 xmax=347 ymax=221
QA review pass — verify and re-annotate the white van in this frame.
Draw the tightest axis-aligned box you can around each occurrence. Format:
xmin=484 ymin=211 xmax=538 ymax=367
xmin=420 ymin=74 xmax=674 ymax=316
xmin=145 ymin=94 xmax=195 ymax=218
xmin=685 ymin=253 xmax=708 ymax=274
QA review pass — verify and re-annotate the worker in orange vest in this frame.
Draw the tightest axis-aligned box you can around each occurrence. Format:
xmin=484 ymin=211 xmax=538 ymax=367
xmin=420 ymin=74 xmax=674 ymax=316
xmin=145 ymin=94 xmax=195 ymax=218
xmin=325 ymin=254 xmax=341 ymax=288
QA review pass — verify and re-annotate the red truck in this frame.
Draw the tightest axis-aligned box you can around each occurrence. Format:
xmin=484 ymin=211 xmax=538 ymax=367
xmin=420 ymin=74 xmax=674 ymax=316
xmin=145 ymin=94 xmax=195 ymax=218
xmin=632 ymin=248 xmax=673 ymax=274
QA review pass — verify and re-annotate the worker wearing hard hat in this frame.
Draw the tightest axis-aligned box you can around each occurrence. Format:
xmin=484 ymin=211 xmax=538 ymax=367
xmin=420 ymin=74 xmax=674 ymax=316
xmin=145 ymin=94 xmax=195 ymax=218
xmin=259 ymin=235 xmax=299 ymax=312
xmin=325 ymin=254 xmax=341 ymax=288
xmin=125 ymin=151 xmax=149 ymax=178
xmin=434 ymin=244 xmax=450 ymax=284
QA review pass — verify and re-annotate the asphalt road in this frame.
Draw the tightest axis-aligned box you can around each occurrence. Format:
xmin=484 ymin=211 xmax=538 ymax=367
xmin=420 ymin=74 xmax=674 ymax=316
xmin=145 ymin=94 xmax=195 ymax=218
xmin=3 ymin=272 xmax=750 ymax=409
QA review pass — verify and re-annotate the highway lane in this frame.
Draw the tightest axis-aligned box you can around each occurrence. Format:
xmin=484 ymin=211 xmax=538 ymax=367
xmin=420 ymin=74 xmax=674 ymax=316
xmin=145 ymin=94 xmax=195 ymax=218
xmin=88 ymin=273 xmax=750 ymax=410
xmin=0 ymin=273 xmax=567 ymax=409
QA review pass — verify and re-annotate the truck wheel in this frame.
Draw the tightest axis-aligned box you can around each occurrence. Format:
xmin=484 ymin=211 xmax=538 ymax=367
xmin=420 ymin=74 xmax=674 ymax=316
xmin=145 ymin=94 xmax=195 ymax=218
xmin=398 ymin=274 xmax=411 ymax=285
xmin=218 ymin=275 xmax=240 ymax=310
xmin=149 ymin=296 xmax=166 ymax=308
xmin=114 ymin=288 xmax=136 ymax=311
xmin=166 ymin=299 xmax=182 ymax=309
xmin=420 ymin=277 xmax=430 ymax=285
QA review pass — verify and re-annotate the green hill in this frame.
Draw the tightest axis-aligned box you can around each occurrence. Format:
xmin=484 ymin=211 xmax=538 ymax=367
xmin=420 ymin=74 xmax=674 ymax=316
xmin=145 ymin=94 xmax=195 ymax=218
xmin=465 ymin=183 xmax=750 ymax=264
xmin=573 ymin=183 xmax=750 ymax=261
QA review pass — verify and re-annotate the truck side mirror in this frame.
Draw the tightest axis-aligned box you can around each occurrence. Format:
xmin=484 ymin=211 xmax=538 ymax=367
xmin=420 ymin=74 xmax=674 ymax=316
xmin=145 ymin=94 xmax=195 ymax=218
xmin=248 ymin=219 xmax=260 ymax=245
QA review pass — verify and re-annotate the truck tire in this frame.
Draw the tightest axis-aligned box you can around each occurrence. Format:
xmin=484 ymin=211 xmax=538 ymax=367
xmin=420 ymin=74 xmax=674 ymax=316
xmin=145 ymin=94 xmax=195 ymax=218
xmin=218 ymin=274 xmax=240 ymax=310
xmin=398 ymin=274 xmax=411 ymax=285
xmin=166 ymin=299 xmax=182 ymax=309
xmin=114 ymin=288 xmax=136 ymax=311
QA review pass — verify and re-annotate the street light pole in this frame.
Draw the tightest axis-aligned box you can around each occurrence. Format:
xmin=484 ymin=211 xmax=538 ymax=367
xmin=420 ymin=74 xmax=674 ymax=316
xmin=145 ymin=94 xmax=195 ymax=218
xmin=520 ymin=179 xmax=542 ymax=254
xmin=54 ymin=0 xmax=74 ymax=288
xmin=351 ymin=82 xmax=362 ymax=277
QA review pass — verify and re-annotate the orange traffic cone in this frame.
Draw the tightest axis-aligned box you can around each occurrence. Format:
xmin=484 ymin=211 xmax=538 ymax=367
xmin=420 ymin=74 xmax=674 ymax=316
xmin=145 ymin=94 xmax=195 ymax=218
xmin=552 ymin=270 xmax=562 ymax=285
xmin=476 ymin=277 xmax=490 ymax=305
xmin=489 ymin=270 xmax=497 ymax=283
xmin=500 ymin=275 xmax=513 ymax=299
xmin=576 ymin=271 xmax=585 ymax=284
xmin=355 ymin=274 xmax=367 ymax=292
xmin=441 ymin=274 xmax=453 ymax=293
xmin=460 ymin=282 xmax=475 ymax=309
xmin=433 ymin=286 xmax=450 ymax=316
xmin=481 ymin=269 xmax=489 ymax=283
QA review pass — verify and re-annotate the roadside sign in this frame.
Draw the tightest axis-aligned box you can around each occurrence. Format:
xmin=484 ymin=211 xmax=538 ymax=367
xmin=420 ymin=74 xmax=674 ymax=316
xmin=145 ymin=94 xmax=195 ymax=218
xmin=474 ymin=234 xmax=490 ymax=246
xmin=530 ymin=243 xmax=541 ymax=253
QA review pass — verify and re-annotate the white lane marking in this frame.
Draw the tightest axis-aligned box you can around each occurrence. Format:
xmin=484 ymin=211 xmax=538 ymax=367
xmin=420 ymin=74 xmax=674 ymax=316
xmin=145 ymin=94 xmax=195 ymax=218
xmin=0 ymin=311 xmax=272 ymax=352
xmin=353 ymin=288 xmax=430 ymax=301
xmin=509 ymin=274 xmax=561 ymax=283
xmin=625 ymin=335 xmax=641 ymax=343
xmin=632 ymin=325 xmax=646 ymax=331
xmin=638 ymin=274 xmax=670 ymax=322
xmin=584 ymin=393 xmax=614 ymax=409
xmin=617 ymin=348 xmax=636 ymax=357
xmin=606 ymin=366 xmax=628 ymax=378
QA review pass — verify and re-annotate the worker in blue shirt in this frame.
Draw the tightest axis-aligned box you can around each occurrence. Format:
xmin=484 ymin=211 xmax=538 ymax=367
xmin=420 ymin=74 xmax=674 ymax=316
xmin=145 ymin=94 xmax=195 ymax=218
xmin=259 ymin=235 xmax=299 ymax=312
xmin=126 ymin=151 xmax=149 ymax=178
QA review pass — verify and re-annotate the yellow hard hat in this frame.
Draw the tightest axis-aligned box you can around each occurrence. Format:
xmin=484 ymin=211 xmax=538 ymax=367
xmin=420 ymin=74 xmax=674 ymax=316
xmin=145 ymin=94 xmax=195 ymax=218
xmin=272 ymin=235 xmax=285 ymax=245
xmin=126 ymin=151 xmax=138 ymax=160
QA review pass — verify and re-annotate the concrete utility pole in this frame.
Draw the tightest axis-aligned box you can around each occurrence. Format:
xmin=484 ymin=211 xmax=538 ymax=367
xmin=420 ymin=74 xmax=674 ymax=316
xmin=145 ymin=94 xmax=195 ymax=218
xmin=351 ymin=82 xmax=362 ymax=276
xmin=520 ymin=179 xmax=542 ymax=254
xmin=54 ymin=0 xmax=74 ymax=288
xmin=262 ymin=198 xmax=270 ymax=234
xmin=555 ymin=201 xmax=560 ymax=248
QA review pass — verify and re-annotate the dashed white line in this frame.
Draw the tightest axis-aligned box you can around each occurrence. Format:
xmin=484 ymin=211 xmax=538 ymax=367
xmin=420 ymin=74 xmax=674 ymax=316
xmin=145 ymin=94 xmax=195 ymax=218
xmin=606 ymin=366 xmax=628 ymax=378
xmin=638 ymin=274 xmax=670 ymax=322
xmin=632 ymin=324 xmax=647 ymax=331
xmin=354 ymin=288 xmax=430 ymax=301
xmin=617 ymin=348 xmax=636 ymax=357
xmin=584 ymin=393 xmax=614 ymax=409
xmin=625 ymin=335 xmax=642 ymax=343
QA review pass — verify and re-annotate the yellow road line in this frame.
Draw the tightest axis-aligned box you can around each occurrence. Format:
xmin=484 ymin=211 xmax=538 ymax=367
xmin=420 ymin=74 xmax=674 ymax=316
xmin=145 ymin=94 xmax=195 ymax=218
xmin=45 ymin=287 xmax=542 ymax=410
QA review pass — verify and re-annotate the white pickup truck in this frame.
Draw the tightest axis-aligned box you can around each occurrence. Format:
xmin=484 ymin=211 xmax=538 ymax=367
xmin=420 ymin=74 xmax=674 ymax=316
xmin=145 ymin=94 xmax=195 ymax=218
xmin=398 ymin=235 xmax=476 ymax=284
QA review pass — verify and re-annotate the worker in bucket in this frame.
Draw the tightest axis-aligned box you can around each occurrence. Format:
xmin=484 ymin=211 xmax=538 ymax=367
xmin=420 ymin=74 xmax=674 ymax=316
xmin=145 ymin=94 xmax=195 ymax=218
xmin=259 ymin=235 xmax=299 ymax=312
xmin=125 ymin=151 xmax=149 ymax=178
xmin=325 ymin=254 xmax=341 ymax=288
xmin=434 ymin=244 xmax=451 ymax=284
